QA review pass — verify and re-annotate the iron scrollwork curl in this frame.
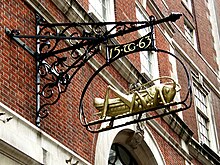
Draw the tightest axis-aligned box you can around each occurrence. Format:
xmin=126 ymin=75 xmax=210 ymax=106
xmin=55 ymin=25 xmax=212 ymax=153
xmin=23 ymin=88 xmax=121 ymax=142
xmin=35 ymin=16 xmax=104 ymax=125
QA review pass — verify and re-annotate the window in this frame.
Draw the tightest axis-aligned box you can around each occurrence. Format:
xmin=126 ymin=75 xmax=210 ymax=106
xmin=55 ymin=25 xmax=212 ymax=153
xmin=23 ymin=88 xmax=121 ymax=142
xmin=197 ymin=112 xmax=210 ymax=146
xmin=184 ymin=20 xmax=196 ymax=46
xmin=184 ymin=22 xmax=193 ymax=43
xmin=193 ymin=83 xmax=210 ymax=146
xmin=136 ymin=6 xmax=155 ymax=78
xmin=108 ymin=143 xmax=138 ymax=165
xmin=140 ymin=51 xmax=153 ymax=77
xmin=89 ymin=0 xmax=115 ymax=22
xmin=136 ymin=6 xmax=150 ymax=36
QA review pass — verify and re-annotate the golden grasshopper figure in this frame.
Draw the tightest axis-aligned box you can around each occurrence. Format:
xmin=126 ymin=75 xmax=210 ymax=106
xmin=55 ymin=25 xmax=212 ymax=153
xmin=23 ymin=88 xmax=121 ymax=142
xmin=94 ymin=76 xmax=181 ymax=119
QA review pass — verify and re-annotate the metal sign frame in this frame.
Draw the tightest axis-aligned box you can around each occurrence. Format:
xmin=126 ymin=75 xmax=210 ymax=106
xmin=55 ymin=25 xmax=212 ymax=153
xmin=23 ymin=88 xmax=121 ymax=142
xmin=5 ymin=12 xmax=192 ymax=132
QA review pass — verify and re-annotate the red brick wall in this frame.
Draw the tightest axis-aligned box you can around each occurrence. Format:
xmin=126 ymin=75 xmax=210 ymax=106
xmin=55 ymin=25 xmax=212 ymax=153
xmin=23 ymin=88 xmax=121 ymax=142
xmin=148 ymin=123 xmax=185 ymax=165
xmin=163 ymin=0 xmax=220 ymax=138
xmin=193 ymin=0 xmax=218 ymax=69
xmin=155 ymin=28 xmax=172 ymax=77
xmin=0 ymin=0 xmax=36 ymax=123
xmin=166 ymin=0 xmax=219 ymax=88
xmin=115 ymin=0 xmax=141 ymax=70
xmin=1 ymin=0 xmax=219 ymax=164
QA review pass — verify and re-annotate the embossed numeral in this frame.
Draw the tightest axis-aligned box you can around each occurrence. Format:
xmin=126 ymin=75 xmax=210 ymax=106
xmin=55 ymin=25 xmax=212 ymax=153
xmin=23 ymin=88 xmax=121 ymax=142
xmin=139 ymin=35 xmax=151 ymax=49
xmin=109 ymin=46 xmax=120 ymax=59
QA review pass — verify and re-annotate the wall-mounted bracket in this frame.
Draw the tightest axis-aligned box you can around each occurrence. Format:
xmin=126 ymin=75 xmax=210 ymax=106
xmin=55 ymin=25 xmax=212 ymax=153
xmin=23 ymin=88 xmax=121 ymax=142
xmin=4 ymin=12 xmax=191 ymax=131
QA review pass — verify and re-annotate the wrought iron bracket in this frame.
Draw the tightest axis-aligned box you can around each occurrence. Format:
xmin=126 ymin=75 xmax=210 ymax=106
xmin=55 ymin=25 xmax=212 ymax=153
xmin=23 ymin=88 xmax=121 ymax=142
xmin=5 ymin=12 xmax=191 ymax=131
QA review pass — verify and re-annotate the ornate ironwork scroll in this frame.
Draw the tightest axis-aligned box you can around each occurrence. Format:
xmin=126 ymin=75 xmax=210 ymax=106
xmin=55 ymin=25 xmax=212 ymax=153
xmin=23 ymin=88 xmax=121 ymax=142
xmin=5 ymin=12 xmax=191 ymax=131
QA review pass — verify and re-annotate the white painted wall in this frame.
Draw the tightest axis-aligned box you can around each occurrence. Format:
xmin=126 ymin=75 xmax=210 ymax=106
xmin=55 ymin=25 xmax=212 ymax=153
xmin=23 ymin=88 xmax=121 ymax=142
xmin=0 ymin=102 xmax=90 ymax=165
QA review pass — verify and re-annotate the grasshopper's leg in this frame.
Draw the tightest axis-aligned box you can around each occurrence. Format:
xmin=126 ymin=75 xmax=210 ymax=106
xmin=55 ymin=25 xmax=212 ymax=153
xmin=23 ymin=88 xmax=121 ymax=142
xmin=153 ymin=88 xmax=160 ymax=106
xmin=102 ymin=85 xmax=133 ymax=118
xmin=129 ymin=92 xmax=148 ymax=113
xmin=158 ymin=87 xmax=167 ymax=104
xmin=153 ymin=86 xmax=166 ymax=106
xmin=106 ymin=85 xmax=133 ymax=105
xmin=102 ymin=86 xmax=110 ymax=118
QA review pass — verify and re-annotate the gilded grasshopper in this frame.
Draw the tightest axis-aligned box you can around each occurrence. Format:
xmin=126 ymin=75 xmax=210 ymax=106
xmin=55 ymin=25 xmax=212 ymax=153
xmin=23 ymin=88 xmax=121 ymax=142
xmin=94 ymin=76 xmax=181 ymax=118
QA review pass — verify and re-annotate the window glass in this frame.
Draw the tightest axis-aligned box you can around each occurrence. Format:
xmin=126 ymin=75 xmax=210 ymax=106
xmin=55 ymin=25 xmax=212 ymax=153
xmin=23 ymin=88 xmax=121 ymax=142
xmin=184 ymin=22 xmax=194 ymax=44
xmin=89 ymin=0 xmax=115 ymax=22
xmin=140 ymin=51 xmax=153 ymax=77
xmin=136 ymin=6 xmax=154 ymax=78
xmin=193 ymin=84 xmax=210 ymax=146
xmin=108 ymin=143 xmax=138 ymax=165
xmin=197 ymin=111 xmax=210 ymax=146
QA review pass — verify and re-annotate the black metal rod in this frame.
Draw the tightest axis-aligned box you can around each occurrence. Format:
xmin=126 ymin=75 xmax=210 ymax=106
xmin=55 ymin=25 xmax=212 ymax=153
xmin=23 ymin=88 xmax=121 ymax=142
xmin=86 ymin=102 xmax=187 ymax=126
xmin=87 ymin=106 xmax=188 ymax=133
xmin=7 ymin=13 xmax=182 ymax=41
xmin=39 ymin=20 xmax=152 ymax=27
xmin=38 ymin=12 xmax=182 ymax=27
xmin=5 ymin=28 xmax=36 ymax=57
xmin=9 ymin=34 xmax=99 ymax=40
xmin=36 ymin=14 xmax=41 ymax=127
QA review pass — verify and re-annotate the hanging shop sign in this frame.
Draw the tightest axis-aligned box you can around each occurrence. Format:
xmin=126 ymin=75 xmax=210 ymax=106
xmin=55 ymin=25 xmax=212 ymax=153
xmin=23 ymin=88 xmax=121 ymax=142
xmin=5 ymin=12 xmax=192 ymax=132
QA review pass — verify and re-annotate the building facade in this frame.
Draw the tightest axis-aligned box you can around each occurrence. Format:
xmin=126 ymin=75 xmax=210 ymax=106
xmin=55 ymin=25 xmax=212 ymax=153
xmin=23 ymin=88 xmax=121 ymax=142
xmin=0 ymin=0 xmax=220 ymax=165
